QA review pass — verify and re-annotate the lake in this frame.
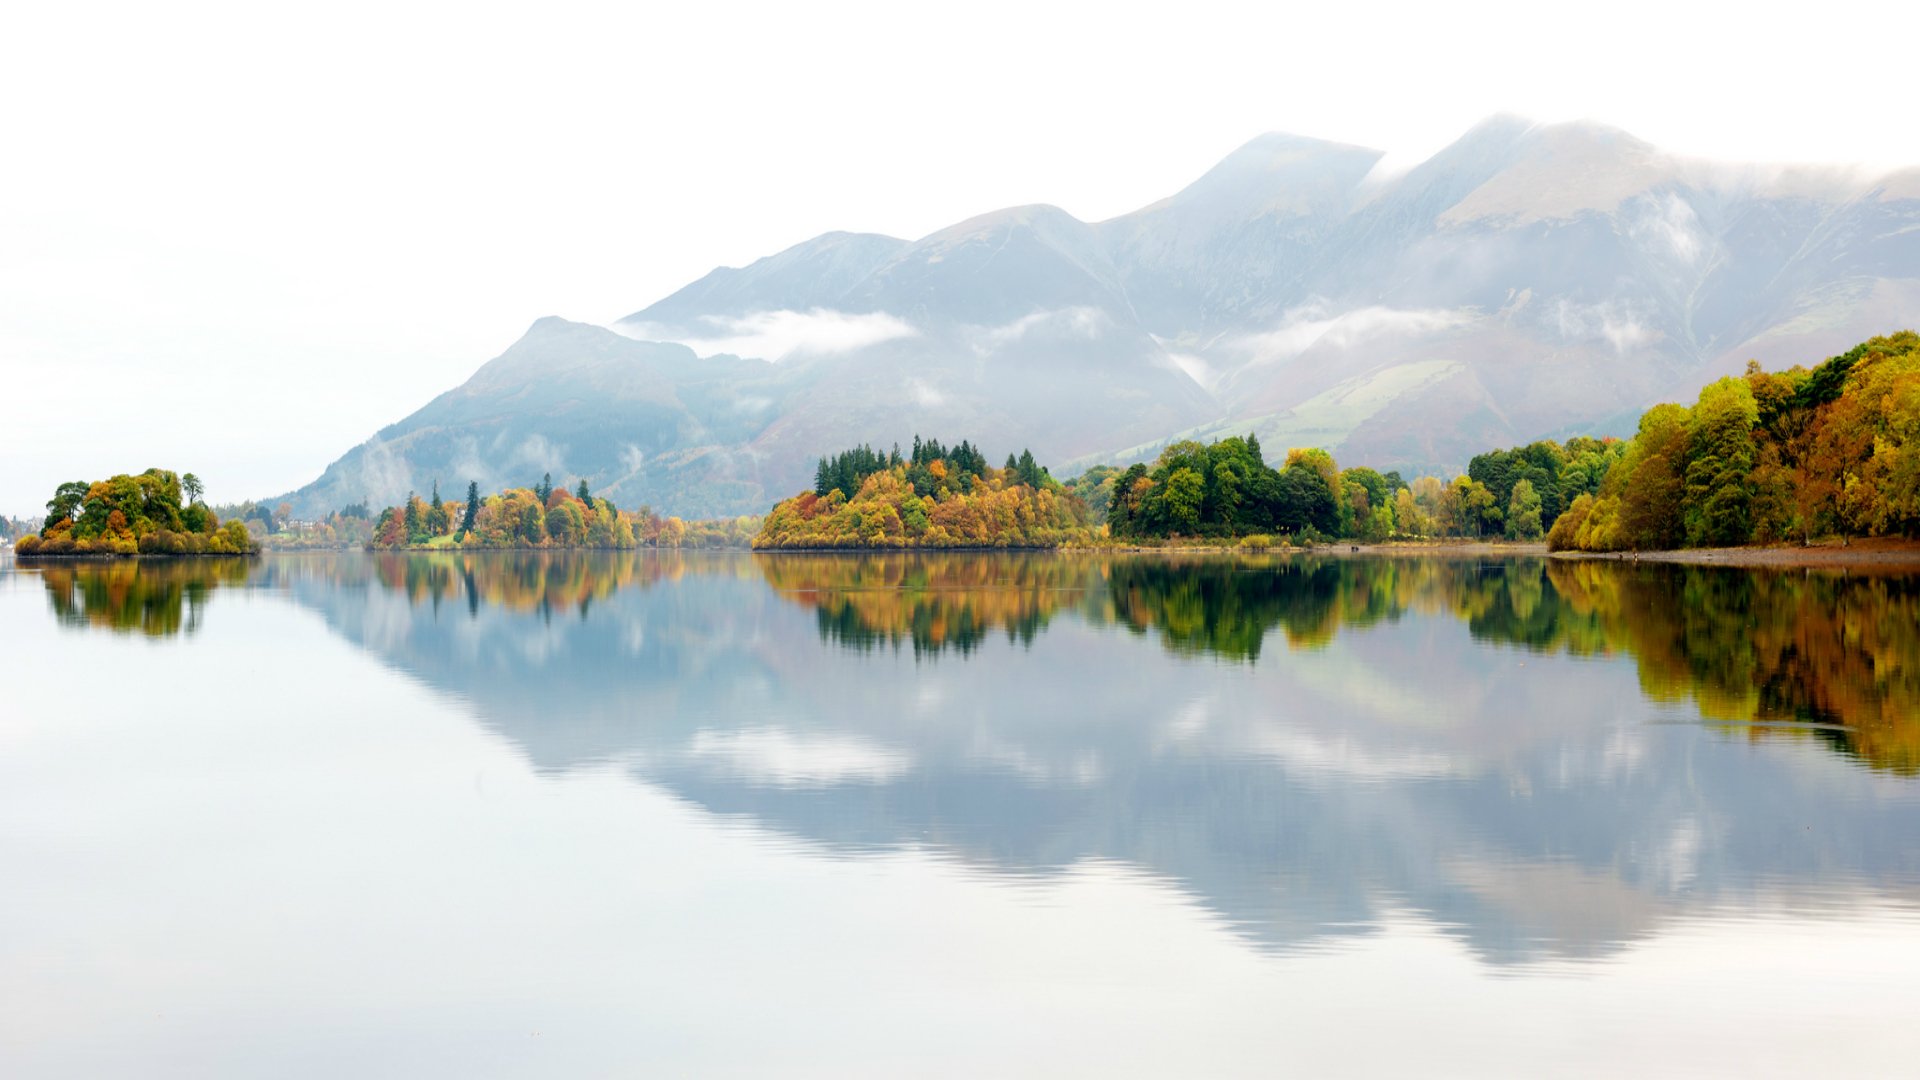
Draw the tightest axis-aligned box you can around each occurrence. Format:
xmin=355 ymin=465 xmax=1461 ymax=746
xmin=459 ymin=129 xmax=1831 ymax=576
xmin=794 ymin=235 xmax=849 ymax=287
xmin=4 ymin=549 xmax=1919 ymax=1077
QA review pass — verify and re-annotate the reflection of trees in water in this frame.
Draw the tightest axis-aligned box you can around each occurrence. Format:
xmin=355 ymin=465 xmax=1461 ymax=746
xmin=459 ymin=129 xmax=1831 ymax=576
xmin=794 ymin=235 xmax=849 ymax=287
xmin=36 ymin=559 xmax=251 ymax=637
xmin=757 ymin=552 xmax=1920 ymax=771
xmin=366 ymin=551 xmax=690 ymax=620
xmin=756 ymin=553 xmax=1095 ymax=657
xmin=1537 ymin=563 xmax=1920 ymax=774
xmin=1103 ymin=556 xmax=1476 ymax=659
xmin=28 ymin=549 xmax=1920 ymax=771
xmin=314 ymin=550 xmax=752 ymax=620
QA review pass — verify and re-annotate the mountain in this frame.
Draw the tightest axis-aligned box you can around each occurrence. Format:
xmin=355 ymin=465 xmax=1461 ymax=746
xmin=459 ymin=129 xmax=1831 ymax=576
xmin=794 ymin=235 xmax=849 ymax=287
xmin=289 ymin=318 xmax=790 ymax=518
xmin=280 ymin=117 xmax=1920 ymax=517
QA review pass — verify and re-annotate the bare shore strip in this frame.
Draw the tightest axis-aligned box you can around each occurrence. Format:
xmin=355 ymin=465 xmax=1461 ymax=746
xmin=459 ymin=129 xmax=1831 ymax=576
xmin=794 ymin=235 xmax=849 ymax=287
xmin=1546 ymin=536 xmax=1920 ymax=569
xmin=1084 ymin=536 xmax=1920 ymax=569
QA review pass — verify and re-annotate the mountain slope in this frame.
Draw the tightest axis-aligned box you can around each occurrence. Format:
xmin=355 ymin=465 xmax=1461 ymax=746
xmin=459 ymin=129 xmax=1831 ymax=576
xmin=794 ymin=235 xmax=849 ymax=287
xmin=283 ymin=117 xmax=1920 ymax=517
xmin=286 ymin=318 xmax=790 ymax=518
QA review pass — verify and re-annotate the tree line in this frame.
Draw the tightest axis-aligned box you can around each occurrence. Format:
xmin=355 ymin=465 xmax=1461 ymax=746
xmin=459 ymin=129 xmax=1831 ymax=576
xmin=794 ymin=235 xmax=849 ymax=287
xmin=368 ymin=473 xmax=760 ymax=550
xmin=1101 ymin=433 xmax=1619 ymax=544
xmin=1550 ymin=332 xmax=1919 ymax=550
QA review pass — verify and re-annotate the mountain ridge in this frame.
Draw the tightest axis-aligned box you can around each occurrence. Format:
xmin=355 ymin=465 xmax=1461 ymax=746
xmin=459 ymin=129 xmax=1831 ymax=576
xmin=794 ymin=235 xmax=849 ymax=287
xmin=279 ymin=115 xmax=1920 ymax=518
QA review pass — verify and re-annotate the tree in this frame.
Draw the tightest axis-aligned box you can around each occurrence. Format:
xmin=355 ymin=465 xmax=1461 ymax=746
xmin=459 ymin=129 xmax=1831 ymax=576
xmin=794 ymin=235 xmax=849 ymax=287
xmin=547 ymin=500 xmax=586 ymax=544
xmin=1274 ymin=465 xmax=1337 ymax=536
xmin=1615 ymin=404 xmax=1691 ymax=550
xmin=462 ymin=482 xmax=480 ymax=535
xmin=576 ymin=478 xmax=591 ymax=504
xmin=45 ymin=481 xmax=89 ymax=528
xmin=1163 ymin=468 xmax=1205 ymax=533
xmin=1016 ymin=449 xmax=1042 ymax=488
xmin=1682 ymin=377 xmax=1760 ymax=546
xmin=1506 ymin=478 xmax=1543 ymax=540
xmin=182 ymin=473 xmax=204 ymax=506
xmin=1108 ymin=464 xmax=1150 ymax=536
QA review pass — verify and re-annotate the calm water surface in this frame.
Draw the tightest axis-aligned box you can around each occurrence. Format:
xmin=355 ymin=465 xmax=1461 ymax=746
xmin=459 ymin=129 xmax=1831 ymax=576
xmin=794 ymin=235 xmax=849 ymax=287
xmin=4 ymin=550 xmax=1920 ymax=1077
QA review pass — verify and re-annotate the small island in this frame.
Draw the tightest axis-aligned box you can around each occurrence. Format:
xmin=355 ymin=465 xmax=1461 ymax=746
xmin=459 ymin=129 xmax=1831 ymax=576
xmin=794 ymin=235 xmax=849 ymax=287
xmin=15 ymin=469 xmax=255 ymax=557
xmin=754 ymin=438 xmax=1095 ymax=549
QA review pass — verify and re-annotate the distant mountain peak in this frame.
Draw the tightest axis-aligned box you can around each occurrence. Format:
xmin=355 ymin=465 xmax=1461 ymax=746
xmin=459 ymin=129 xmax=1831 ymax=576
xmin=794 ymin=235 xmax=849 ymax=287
xmin=279 ymin=115 xmax=1920 ymax=519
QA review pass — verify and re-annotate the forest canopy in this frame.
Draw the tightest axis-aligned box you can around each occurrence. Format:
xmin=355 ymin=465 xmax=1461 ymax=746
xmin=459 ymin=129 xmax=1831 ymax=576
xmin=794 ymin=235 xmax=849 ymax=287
xmin=1103 ymin=434 xmax=1619 ymax=544
xmin=757 ymin=438 xmax=1092 ymax=548
xmin=1549 ymin=332 xmax=1920 ymax=551
xmin=16 ymin=469 xmax=253 ymax=556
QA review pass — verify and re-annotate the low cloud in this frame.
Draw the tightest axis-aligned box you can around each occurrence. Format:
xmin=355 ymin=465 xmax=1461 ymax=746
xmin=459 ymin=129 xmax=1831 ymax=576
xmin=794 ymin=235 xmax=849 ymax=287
xmin=511 ymin=433 xmax=568 ymax=476
xmin=622 ymin=308 xmax=917 ymax=362
xmin=619 ymin=443 xmax=647 ymax=476
xmin=909 ymin=379 xmax=946 ymax=408
xmin=975 ymin=306 xmax=1108 ymax=353
xmin=1155 ymin=336 xmax=1217 ymax=389
xmin=1553 ymin=299 xmax=1655 ymax=354
xmin=1629 ymin=193 xmax=1705 ymax=264
xmin=1234 ymin=302 xmax=1472 ymax=365
xmin=353 ymin=436 xmax=413 ymax=506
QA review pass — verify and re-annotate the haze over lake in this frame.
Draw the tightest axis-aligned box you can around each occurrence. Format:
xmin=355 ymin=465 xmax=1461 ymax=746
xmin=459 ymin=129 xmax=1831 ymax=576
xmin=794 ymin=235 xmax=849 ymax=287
xmin=4 ymin=550 xmax=1918 ymax=1077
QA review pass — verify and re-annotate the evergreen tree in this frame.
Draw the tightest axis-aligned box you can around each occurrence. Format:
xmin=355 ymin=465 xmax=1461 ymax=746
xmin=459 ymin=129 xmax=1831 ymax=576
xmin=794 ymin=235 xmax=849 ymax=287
xmin=1017 ymin=449 xmax=1041 ymax=487
xmin=576 ymin=478 xmax=591 ymax=504
xmin=462 ymin=481 xmax=480 ymax=534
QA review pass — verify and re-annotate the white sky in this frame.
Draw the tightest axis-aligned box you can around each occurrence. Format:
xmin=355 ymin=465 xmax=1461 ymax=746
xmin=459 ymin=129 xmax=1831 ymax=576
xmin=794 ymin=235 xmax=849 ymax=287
xmin=3 ymin=0 xmax=1917 ymax=515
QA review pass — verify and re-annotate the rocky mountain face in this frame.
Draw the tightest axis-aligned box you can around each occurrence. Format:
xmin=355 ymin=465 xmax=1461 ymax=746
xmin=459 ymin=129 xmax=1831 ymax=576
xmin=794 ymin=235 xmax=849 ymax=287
xmin=283 ymin=116 xmax=1920 ymax=517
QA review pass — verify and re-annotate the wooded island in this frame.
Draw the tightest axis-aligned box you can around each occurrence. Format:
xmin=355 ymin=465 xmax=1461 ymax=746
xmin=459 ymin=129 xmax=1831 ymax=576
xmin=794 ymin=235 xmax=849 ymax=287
xmin=16 ymin=469 xmax=255 ymax=556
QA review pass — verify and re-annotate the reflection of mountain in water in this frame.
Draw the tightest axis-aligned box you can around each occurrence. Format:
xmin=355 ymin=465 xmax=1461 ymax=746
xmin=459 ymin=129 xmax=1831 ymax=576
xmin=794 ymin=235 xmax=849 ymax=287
xmin=233 ymin=550 xmax=1920 ymax=966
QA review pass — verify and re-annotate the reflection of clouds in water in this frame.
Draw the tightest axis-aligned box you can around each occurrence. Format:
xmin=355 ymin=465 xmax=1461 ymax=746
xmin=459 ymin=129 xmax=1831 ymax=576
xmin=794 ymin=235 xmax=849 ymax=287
xmin=1282 ymin=643 xmax=1471 ymax=728
xmin=1247 ymin=725 xmax=1468 ymax=784
xmin=686 ymin=726 xmax=914 ymax=788
xmin=513 ymin=620 xmax=570 ymax=666
xmin=1645 ymin=817 xmax=1703 ymax=893
xmin=355 ymin=586 xmax=419 ymax=655
xmin=1162 ymin=697 xmax=1213 ymax=744
xmin=253 ymin=551 xmax=1920 ymax=966
xmin=1601 ymin=727 xmax=1650 ymax=781
xmin=964 ymin=732 xmax=1105 ymax=786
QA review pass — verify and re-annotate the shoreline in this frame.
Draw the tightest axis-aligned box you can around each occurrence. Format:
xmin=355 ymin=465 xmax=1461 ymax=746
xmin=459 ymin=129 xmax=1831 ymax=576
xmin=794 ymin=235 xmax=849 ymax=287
xmin=9 ymin=551 xmax=258 ymax=562
xmin=1549 ymin=537 xmax=1920 ymax=569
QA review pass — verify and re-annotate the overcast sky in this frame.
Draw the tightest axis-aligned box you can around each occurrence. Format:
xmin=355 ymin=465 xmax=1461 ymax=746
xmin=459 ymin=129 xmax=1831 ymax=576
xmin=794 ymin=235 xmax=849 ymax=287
xmin=4 ymin=0 xmax=1918 ymax=515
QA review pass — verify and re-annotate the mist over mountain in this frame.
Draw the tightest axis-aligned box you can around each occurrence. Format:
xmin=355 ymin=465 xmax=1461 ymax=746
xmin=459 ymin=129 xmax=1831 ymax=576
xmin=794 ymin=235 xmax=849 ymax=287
xmin=283 ymin=116 xmax=1920 ymax=517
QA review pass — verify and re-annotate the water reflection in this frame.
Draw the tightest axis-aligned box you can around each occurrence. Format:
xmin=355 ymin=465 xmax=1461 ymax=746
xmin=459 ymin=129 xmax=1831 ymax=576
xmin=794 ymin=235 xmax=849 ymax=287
xmin=32 ymin=558 xmax=251 ymax=637
xmin=758 ymin=553 xmax=1086 ymax=656
xmin=1540 ymin=562 xmax=1920 ymax=773
xmin=23 ymin=551 xmax=1920 ymax=768
xmin=17 ymin=550 xmax=1920 ymax=965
